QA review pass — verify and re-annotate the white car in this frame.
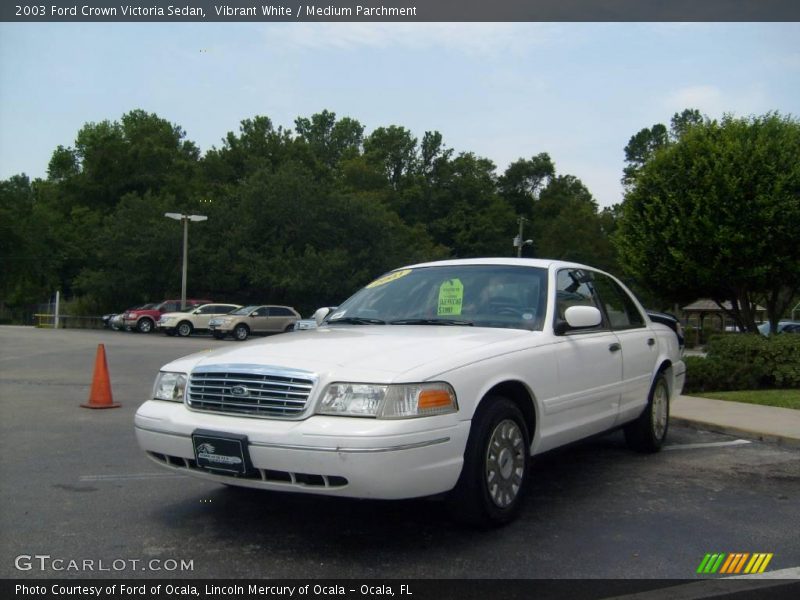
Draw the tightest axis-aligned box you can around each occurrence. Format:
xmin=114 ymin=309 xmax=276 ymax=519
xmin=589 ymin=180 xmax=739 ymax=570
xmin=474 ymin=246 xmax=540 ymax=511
xmin=157 ymin=303 xmax=241 ymax=337
xmin=135 ymin=258 xmax=685 ymax=525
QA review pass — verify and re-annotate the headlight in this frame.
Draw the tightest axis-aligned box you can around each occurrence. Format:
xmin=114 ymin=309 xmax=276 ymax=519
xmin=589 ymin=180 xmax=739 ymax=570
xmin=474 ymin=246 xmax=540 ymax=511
xmin=317 ymin=382 xmax=457 ymax=419
xmin=153 ymin=372 xmax=187 ymax=402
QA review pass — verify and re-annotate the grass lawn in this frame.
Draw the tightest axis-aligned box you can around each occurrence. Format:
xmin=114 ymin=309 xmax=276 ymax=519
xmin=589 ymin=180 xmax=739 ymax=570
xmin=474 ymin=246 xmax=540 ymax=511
xmin=696 ymin=389 xmax=800 ymax=410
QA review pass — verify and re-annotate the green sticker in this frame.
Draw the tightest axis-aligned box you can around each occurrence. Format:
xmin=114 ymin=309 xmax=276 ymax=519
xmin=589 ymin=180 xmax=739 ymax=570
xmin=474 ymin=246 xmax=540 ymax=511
xmin=438 ymin=279 xmax=464 ymax=316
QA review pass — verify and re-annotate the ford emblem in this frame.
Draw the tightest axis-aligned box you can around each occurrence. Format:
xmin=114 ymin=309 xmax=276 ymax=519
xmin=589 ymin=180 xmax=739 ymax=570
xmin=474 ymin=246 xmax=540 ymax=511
xmin=230 ymin=385 xmax=250 ymax=397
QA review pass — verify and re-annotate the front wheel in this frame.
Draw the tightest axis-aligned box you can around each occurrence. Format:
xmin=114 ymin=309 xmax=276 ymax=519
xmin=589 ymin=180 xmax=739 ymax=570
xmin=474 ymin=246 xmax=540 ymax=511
xmin=137 ymin=318 xmax=154 ymax=334
xmin=625 ymin=372 xmax=670 ymax=453
xmin=233 ymin=324 xmax=249 ymax=341
xmin=448 ymin=397 xmax=530 ymax=527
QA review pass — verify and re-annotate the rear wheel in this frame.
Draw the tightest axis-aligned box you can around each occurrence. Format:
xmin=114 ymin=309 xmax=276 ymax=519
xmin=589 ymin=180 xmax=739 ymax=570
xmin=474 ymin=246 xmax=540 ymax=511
xmin=137 ymin=318 xmax=154 ymax=334
xmin=448 ymin=396 xmax=530 ymax=527
xmin=233 ymin=324 xmax=249 ymax=341
xmin=177 ymin=321 xmax=193 ymax=337
xmin=625 ymin=372 xmax=670 ymax=453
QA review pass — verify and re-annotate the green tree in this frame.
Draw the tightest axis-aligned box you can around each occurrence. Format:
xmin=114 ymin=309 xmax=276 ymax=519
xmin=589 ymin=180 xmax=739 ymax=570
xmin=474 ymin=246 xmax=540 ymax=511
xmin=615 ymin=112 xmax=800 ymax=332
xmin=533 ymin=175 xmax=617 ymax=271
xmin=498 ymin=153 xmax=555 ymax=220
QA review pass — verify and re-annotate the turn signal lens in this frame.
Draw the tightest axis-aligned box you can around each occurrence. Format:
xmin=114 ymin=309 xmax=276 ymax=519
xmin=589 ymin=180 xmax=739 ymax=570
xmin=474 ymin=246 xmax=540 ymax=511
xmin=418 ymin=389 xmax=454 ymax=410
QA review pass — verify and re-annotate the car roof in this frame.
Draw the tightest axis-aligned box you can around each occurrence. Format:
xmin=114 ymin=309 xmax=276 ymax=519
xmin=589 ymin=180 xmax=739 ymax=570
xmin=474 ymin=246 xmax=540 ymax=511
xmin=402 ymin=257 xmax=601 ymax=272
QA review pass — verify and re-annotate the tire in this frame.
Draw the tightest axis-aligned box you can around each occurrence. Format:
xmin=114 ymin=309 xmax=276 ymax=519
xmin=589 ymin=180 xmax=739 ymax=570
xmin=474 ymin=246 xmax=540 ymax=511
xmin=177 ymin=321 xmax=193 ymax=337
xmin=284 ymin=324 xmax=294 ymax=333
xmin=625 ymin=372 xmax=670 ymax=453
xmin=233 ymin=324 xmax=249 ymax=341
xmin=137 ymin=318 xmax=154 ymax=334
xmin=164 ymin=329 xmax=176 ymax=337
xmin=448 ymin=396 xmax=530 ymax=527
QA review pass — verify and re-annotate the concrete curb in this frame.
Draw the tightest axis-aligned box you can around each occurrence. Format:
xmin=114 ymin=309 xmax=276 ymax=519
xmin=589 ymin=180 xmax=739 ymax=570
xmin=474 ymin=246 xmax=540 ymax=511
xmin=670 ymin=416 xmax=800 ymax=449
xmin=671 ymin=395 xmax=800 ymax=449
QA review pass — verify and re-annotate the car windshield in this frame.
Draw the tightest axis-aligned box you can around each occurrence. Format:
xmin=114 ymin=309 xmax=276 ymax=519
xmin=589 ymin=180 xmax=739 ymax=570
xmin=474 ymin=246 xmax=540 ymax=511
xmin=230 ymin=305 xmax=259 ymax=316
xmin=328 ymin=264 xmax=548 ymax=331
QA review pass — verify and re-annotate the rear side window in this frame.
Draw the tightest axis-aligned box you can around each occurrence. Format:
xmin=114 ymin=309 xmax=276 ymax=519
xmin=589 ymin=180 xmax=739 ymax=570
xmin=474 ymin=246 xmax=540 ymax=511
xmin=591 ymin=274 xmax=645 ymax=330
xmin=271 ymin=307 xmax=295 ymax=317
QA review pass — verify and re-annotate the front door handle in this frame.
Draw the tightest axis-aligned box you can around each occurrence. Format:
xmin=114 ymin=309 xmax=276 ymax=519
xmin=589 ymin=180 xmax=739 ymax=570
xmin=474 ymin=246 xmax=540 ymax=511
xmin=647 ymin=338 xmax=655 ymax=346
xmin=609 ymin=343 xmax=621 ymax=353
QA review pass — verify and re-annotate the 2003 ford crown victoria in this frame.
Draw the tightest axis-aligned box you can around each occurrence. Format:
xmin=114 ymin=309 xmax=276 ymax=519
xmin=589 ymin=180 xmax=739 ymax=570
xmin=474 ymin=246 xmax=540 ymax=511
xmin=135 ymin=258 xmax=685 ymax=525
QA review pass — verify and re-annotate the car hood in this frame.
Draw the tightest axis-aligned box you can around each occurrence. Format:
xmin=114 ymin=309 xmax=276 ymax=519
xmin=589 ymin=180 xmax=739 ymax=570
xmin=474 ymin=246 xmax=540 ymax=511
xmin=163 ymin=325 xmax=543 ymax=382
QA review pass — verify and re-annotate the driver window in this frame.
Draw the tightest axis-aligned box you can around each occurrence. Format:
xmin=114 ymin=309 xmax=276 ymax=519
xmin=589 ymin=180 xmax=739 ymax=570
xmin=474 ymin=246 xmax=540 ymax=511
xmin=555 ymin=269 xmax=604 ymax=330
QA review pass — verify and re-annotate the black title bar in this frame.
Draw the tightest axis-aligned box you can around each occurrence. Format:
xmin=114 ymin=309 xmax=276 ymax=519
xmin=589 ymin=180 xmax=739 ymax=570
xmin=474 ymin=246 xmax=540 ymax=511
xmin=3 ymin=1 xmax=800 ymax=23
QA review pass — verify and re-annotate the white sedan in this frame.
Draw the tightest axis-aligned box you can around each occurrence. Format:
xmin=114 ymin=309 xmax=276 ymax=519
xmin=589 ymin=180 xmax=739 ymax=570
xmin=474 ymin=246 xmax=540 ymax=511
xmin=135 ymin=258 xmax=685 ymax=525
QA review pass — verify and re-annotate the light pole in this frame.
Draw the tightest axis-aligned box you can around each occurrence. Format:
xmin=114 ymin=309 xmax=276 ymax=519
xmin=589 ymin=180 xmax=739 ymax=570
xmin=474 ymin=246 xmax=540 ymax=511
xmin=165 ymin=212 xmax=208 ymax=309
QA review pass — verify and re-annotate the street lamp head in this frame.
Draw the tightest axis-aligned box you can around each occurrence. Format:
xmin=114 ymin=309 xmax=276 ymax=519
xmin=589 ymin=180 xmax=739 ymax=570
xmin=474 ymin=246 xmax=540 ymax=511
xmin=164 ymin=212 xmax=208 ymax=222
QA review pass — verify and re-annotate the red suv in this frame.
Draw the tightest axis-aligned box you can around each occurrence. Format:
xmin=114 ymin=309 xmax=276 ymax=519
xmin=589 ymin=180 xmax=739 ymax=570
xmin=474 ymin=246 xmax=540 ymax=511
xmin=123 ymin=299 xmax=211 ymax=333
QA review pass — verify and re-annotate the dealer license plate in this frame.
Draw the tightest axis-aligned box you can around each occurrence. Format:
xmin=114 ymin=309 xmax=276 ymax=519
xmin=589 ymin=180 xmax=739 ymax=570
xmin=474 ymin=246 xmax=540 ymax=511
xmin=192 ymin=430 xmax=252 ymax=475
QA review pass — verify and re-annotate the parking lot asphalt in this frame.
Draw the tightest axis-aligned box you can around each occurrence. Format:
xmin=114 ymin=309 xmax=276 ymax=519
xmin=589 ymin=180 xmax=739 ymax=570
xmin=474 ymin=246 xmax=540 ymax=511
xmin=1 ymin=326 xmax=798 ymax=581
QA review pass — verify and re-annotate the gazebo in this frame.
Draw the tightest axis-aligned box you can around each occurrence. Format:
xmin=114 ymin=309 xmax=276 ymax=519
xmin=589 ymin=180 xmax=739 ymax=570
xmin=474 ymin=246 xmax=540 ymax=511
xmin=682 ymin=299 xmax=766 ymax=332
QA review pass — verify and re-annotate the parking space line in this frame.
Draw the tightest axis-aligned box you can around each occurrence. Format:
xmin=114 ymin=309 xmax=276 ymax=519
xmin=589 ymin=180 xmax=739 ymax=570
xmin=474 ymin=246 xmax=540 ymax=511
xmin=663 ymin=439 xmax=752 ymax=451
xmin=79 ymin=473 xmax=187 ymax=482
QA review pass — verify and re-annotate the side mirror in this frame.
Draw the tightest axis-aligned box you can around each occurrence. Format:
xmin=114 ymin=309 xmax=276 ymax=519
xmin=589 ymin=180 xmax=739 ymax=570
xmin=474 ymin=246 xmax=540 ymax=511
xmin=556 ymin=306 xmax=602 ymax=334
xmin=313 ymin=307 xmax=332 ymax=326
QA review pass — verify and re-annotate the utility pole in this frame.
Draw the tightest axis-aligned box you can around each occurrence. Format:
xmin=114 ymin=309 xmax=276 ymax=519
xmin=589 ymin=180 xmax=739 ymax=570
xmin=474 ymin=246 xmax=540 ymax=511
xmin=512 ymin=216 xmax=532 ymax=258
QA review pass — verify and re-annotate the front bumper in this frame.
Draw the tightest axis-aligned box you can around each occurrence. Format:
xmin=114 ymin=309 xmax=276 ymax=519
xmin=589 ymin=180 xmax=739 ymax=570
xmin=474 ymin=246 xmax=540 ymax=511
xmin=135 ymin=400 xmax=469 ymax=499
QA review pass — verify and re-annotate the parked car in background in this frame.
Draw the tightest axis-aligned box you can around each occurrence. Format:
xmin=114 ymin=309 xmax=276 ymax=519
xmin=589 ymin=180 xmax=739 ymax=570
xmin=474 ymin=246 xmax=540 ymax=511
xmin=293 ymin=307 xmax=338 ymax=331
xmin=758 ymin=320 xmax=800 ymax=335
xmin=104 ymin=303 xmax=156 ymax=331
xmin=157 ymin=303 xmax=241 ymax=337
xmin=123 ymin=299 xmax=212 ymax=333
xmin=208 ymin=305 xmax=300 ymax=340
xmin=136 ymin=258 xmax=685 ymax=526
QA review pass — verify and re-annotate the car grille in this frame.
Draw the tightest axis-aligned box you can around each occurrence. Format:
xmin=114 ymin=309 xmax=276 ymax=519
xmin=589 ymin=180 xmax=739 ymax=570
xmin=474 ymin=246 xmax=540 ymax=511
xmin=187 ymin=367 xmax=316 ymax=418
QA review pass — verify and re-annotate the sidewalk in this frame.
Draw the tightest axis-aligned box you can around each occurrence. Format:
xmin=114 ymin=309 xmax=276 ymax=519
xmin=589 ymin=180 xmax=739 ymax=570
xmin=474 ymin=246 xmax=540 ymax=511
xmin=672 ymin=395 xmax=800 ymax=448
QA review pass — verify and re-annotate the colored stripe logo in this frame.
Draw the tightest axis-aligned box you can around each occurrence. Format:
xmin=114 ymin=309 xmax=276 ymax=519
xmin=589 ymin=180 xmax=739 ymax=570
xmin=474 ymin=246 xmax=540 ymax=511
xmin=696 ymin=553 xmax=773 ymax=574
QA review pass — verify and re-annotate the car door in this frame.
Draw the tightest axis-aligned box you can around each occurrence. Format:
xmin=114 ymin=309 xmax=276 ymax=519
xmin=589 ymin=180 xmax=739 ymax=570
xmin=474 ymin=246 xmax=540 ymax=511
xmin=590 ymin=274 xmax=658 ymax=425
xmin=248 ymin=306 xmax=271 ymax=333
xmin=267 ymin=307 xmax=298 ymax=332
xmin=547 ymin=268 xmax=623 ymax=446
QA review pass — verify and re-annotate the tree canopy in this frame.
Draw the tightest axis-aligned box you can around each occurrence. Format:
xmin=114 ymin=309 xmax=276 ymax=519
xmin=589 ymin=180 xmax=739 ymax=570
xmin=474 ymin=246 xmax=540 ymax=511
xmin=615 ymin=111 xmax=800 ymax=332
xmin=2 ymin=108 xmax=618 ymax=319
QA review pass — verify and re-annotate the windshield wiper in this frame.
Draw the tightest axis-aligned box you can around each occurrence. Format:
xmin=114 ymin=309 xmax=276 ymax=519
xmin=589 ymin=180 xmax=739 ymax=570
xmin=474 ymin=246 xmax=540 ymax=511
xmin=327 ymin=316 xmax=387 ymax=325
xmin=389 ymin=318 xmax=474 ymax=326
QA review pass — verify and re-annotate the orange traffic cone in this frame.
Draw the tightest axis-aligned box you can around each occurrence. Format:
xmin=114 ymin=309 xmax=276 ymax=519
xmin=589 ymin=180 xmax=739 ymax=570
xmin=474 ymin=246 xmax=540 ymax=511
xmin=81 ymin=344 xmax=120 ymax=409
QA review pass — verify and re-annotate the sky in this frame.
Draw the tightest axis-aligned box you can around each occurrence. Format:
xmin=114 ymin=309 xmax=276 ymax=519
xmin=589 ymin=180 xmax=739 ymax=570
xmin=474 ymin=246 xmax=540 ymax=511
xmin=1 ymin=22 xmax=798 ymax=208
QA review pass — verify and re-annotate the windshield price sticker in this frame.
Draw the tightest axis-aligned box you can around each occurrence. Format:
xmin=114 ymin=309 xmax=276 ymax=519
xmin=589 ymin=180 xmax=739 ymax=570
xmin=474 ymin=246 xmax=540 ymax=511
xmin=366 ymin=269 xmax=412 ymax=289
xmin=438 ymin=279 xmax=464 ymax=316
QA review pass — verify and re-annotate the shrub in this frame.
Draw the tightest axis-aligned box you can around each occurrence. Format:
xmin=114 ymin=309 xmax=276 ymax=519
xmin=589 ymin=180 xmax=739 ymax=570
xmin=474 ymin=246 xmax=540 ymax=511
xmin=683 ymin=334 xmax=800 ymax=392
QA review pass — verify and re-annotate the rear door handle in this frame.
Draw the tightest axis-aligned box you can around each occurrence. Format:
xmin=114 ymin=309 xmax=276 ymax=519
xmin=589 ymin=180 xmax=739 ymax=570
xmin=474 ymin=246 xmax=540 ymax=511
xmin=609 ymin=343 xmax=621 ymax=353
